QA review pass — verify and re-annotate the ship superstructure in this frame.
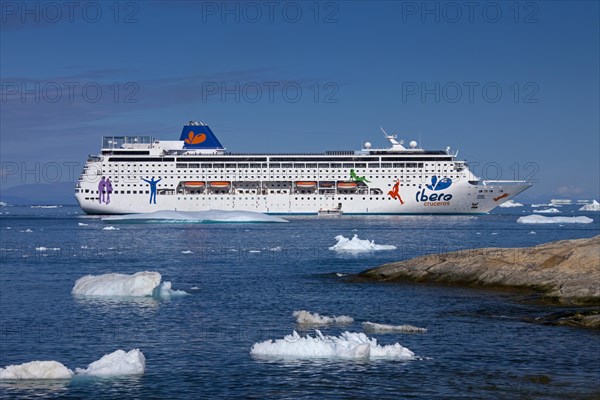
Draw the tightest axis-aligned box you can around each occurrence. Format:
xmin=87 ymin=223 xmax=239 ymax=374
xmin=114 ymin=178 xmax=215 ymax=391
xmin=75 ymin=121 xmax=531 ymax=214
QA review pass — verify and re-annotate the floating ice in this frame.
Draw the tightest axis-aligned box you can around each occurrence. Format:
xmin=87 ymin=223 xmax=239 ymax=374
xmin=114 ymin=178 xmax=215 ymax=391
xmin=30 ymin=205 xmax=61 ymax=209
xmin=529 ymin=231 xmax=536 ymax=234
xmin=531 ymin=203 xmax=551 ymax=208
xmin=102 ymin=226 xmax=119 ymax=230
xmin=532 ymin=208 xmax=561 ymax=214
xmin=336 ymin=273 xmax=347 ymax=277
xmin=75 ymin=349 xmax=145 ymax=377
xmin=20 ymin=229 xmax=33 ymax=233
xmin=72 ymin=271 xmax=188 ymax=298
xmin=78 ymin=222 xmax=88 ymax=226
xmin=293 ymin=310 xmax=354 ymax=326
xmin=517 ymin=215 xmax=593 ymax=224
xmin=181 ymin=250 xmax=193 ymax=254
xmin=580 ymin=200 xmax=600 ymax=211
xmin=0 ymin=201 xmax=7 ymax=207
xmin=250 ymin=330 xmax=415 ymax=360
xmin=103 ymin=210 xmax=288 ymax=224
xmin=363 ymin=322 xmax=427 ymax=334
xmin=0 ymin=361 xmax=73 ymax=380
xmin=329 ymin=235 xmax=396 ymax=253
xmin=35 ymin=247 xmax=60 ymax=251
xmin=499 ymin=200 xmax=523 ymax=208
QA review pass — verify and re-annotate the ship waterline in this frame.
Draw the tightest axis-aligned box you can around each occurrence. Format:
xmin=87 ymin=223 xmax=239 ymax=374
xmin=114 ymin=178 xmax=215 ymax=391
xmin=75 ymin=122 xmax=531 ymax=215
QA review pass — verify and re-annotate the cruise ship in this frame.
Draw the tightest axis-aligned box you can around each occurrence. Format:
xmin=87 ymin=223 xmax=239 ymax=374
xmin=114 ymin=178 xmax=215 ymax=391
xmin=75 ymin=121 xmax=531 ymax=215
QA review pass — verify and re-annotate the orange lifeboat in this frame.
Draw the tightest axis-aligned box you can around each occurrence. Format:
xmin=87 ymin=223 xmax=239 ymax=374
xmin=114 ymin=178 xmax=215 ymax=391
xmin=209 ymin=181 xmax=231 ymax=188
xmin=337 ymin=181 xmax=357 ymax=188
xmin=295 ymin=181 xmax=317 ymax=189
xmin=183 ymin=181 xmax=205 ymax=188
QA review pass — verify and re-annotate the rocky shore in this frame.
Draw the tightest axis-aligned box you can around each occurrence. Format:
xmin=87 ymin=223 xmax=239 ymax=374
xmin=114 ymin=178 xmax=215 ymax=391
xmin=360 ymin=235 xmax=600 ymax=312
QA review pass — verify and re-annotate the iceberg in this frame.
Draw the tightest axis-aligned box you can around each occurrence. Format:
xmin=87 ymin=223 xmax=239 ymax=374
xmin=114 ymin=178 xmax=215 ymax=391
xmin=293 ymin=310 xmax=354 ymax=326
xmin=250 ymin=330 xmax=415 ymax=360
xmin=0 ymin=361 xmax=73 ymax=380
xmin=75 ymin=349 xmax=145 ymax=377
xmin=102 ymin=210 xmax=288 ymax=224
xmin=329 ymin=235 xmax=396 ymax=253
xmin=499 ymin=200 xmax=523 ymax=208
xmin=517 ymin=215 xmax=593 ymax=224
xmin=532 ymin=208 xmax=561 ymax=214
xmin=72 ymin=271 xmax=188 ymax=298
xmin=362 ymin=321 xmax=427 ymax=334
xmin=579 ymin=200 xmax=600 ymax=212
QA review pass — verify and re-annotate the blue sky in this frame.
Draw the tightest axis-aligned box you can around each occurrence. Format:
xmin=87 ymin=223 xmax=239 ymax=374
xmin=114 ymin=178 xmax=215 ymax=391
xmin=1 ymin=0 xmax=598 ymax=201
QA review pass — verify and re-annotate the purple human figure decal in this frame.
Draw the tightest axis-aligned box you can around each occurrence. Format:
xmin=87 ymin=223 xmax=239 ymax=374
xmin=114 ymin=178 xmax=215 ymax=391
xmin=105 ymin=178 xmax=113 ymax=205
xmin=98 ymin=177 xmax=106 ymax=204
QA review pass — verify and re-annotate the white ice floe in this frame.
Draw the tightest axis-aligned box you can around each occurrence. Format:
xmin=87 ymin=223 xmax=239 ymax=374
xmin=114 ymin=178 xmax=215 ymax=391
xmin=78 ymin=222 xmax=88 ymax=226
xmin=579 ymin=200 xmax=600 ymax=211
xmin=532 ymin=208 xmax=561 ymax=214
xmin=102 ymin=210 xmax=288 ymax=223
xmin=293 ymin=310 xmax=354 ymax=326
xmin=517 ymin=215 xmax=593 ymax=224
xmin=250 ymin=330 xmax=415 ymax=360
xmin=329 ymin=235 xmax=396 ymax=253
xmin=75 ymin=349 xmax=145 ymax=377
xmin=336 ymin=273 xmax=347 ymax=277
xmin=30 ymin=205 xmax=61 ymax=209
xmin=499 ymin=200 xmax=523 ymax=208
xmin=1 ymin=349 xmax=146 ymax=380
xmin=72 ymin=271 xmax=188 ymax=298
xmin=0 ymin=361 xmax=73 ymax=380
xmin=0 ymin=201 xmax=7 ymax=207
xmin=362 ymin=322 xmax=427 ymax=334
xmin=20 ymin=229 xmax=33 ymax=233
xmin=181 ymin=250 xmax=193 ymax=254
xmin=35 ymin=247 xmax=60 ymax=251
xmin=529 ymin=231 xmax=536 ymax=234
xmin=102 ymin=226 xmax=119 ymax=230
xmin=531 ymin=203 xmax=550 ymax=208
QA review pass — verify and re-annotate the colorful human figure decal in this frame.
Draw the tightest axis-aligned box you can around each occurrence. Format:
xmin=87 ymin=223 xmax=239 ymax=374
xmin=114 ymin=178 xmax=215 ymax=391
xmin=388 ymin=180 xmax=404 ymax=204
xmin=350 ymin=169 xmax=370 ymax=183
xmin=105 ymin=178 xmax=113 ymax=205
xmin=98 ymin=177 xmax=106 ymax=204
xmin=142 ymin=177 xmax=162 ymax=204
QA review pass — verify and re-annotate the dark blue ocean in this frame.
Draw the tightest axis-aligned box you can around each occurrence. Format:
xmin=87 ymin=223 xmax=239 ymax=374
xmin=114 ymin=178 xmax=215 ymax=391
xmin=1 ymin=205 xmax=599 ymax=399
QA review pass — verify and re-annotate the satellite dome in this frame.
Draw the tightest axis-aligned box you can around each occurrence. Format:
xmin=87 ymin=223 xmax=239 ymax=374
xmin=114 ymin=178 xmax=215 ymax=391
xmin=409 ymin=140 xmax=418 ymax=148
xmin=364 ymin=142 xmax=372 ymax=149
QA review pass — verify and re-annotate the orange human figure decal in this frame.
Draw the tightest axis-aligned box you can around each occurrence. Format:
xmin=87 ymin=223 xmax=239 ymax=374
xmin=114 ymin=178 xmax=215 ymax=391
xmin=388 ymin=180 xmax=404 ymax=205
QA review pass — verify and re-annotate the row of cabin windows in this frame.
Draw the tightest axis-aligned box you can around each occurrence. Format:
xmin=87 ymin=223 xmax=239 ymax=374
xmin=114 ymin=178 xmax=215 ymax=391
xmin=115 ymin=162 xmax=448 ymax=169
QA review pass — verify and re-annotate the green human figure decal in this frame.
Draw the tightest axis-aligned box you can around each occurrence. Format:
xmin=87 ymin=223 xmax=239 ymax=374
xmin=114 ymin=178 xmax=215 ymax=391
xmin=350 ymin=169 xmax=370 ymax=183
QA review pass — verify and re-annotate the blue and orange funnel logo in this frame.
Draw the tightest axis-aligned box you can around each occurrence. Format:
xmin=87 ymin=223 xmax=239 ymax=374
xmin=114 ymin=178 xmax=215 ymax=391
xmin=184 ymin=131 xmax=206 ymax=145
xmin=180 ymin=123 xmax=224 ymax=149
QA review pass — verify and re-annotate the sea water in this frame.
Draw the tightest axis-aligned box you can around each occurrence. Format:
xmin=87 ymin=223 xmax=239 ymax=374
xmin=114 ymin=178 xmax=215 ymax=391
xmin=1 ymin=205 xmax=599 ymax=399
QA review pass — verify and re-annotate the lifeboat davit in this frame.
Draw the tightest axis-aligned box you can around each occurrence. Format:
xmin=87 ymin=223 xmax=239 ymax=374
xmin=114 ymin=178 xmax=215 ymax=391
xmin=337 ymin=181 xmax=357 ymax=188
xmin=209 ymin=181 xmax=231 ymax=188
xmin=295 ymin=181 xmax=317 ymax=189
xmin=183 ymin=181 xmax=205 ymax=188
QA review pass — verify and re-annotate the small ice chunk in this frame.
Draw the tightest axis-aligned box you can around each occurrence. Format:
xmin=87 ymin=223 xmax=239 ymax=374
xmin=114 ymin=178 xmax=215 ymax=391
xmin=529 ymin=231 xmax=536 ymax=234
xmin=579 ymin=200 xmax=600 ymax=211
xmin=181 ymin=250 xmax=193 ymax=254
xmin=363 ymin=321 xmax=427 ymax=334
xmin=78 ymin=222 xmax=88 ymax=226
xmin=0 ymin=361 xmax=73 ymax=380
xmin=293 ymin=310 xmax=354 ymax=326
xmin=329 ymin=235 xmax=396 ymax=253
xmin=532 ymin=208 xmax=561 ymax=214
xmin=72 ymin=271 xmax=188 ymax=298
xmin=517 ymin=215 xmax=593 ymax=224
xmin=35 ymin=247 xmax=60 ymax=251
xmin=102 ymin=226 xmax=119 ymax=230
xmin=499 ymin=200 xmax=523 ymax=208
xmin=75 ymin=349 xmax=145 ymax=377
xmin=250 ymin=330 xmax=415 ymax=360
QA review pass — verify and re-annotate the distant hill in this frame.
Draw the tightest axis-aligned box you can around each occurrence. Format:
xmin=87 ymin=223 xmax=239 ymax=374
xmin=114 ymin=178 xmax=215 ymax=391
xmin=0 ymin=182 xmax=77 ymax=205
